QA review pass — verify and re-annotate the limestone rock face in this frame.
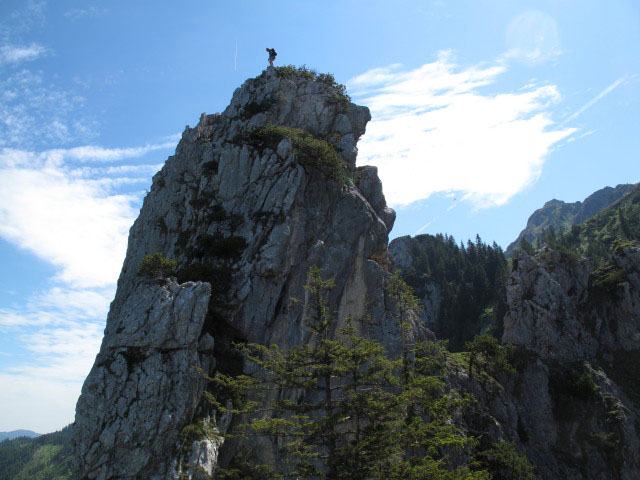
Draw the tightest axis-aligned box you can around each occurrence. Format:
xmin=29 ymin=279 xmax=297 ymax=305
xmin=503 ymin=245 xmax=640 ymax=361
xmin=72 ymin=280 xmax=213 ymax=479
xmin=72 ymin=65 xmax=640 ymax=480
xmin=496 ymin=244 xmax=640 ymax=479
xmin=502 ymin=246 xmax=594 ymax=360
xmin=390 ymin=234 xmax=640 ymax=478
xmin=73 ymin=67 xmax=397 ymax=478
xmin=388 ymin=236 xmax=440 ymax=332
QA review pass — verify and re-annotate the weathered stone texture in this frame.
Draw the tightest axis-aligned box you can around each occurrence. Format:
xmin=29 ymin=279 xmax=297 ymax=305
xmin=73 ymin=67 xmax=398 ymax=478
xmin=73 ymin=280 xmax=213 ymax=479
xmin=503 ymin=245 xmax=640 ymax=361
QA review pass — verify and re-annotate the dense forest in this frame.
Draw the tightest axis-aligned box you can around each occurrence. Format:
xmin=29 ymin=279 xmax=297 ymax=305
xmin=397 ymin=234 xmax=509 ymax=351
xmin=0 ymin=425 xmax=72 ymax=479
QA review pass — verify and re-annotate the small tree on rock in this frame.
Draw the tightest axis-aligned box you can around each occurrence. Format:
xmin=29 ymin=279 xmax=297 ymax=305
xmin=138 ymin=252 xmax=177 ymax=279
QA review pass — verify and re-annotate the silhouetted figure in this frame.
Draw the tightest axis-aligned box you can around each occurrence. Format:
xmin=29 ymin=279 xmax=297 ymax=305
xmin=266 ymin=48 xmax=277 ymax=67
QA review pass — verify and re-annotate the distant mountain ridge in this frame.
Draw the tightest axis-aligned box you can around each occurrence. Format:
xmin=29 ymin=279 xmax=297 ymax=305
xmin=505 ymin=183 xmax=636 ymax=257
xmin=0 ymin=426 xmax=72 ymax=479
xmin=0 ymin=431 xmax=40 ymax=442
xmin=555 ymin=182 xmax=640 ymax=267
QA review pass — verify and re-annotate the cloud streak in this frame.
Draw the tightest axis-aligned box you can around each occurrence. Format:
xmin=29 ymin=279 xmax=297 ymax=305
xmin=64 ymin=7 xmax=108 ymax=21
xmin=0 ymin=69 xmax=95 ymax=148
xmin=565 ymin=75 xmax=630 ymax=123
xmin=0 ymin=43 xmax=46 ymax=65
xmin=349 ymin=52 xmax=576 ymax=208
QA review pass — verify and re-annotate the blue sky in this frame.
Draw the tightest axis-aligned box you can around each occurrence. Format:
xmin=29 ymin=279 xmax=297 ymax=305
xmin=0 ymin=0 xmax=638 ymax=433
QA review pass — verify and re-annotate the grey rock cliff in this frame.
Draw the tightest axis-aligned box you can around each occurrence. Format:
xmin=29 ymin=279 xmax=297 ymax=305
xmin=503 ymin=245 xmax=640 ymax=361
xmin=493 ymin=244 xmax=640 ymax=479
xmin=388 ymin=235 xmax=440 ymax=331
xmin=73 ymin=280 xmax=213 ymax=479
xmin=72 ymin=66 xmax=640 ymax=480
xmin=73 ymin=67 xmax=399 ymax=478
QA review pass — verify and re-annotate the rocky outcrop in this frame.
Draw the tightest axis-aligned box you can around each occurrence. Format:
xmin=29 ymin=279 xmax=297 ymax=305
xmin=388 ymin=235 xmax=440 ymax=331
xmin=72 ymin=65 xmax=640 ymax=480
xmin=73 ymin=279 xmax=214 ymax=479
xmin=73 ymin=67 xmax=400 ymax=478
xmin=493 ymin=244 xmax=640 ymax=479
xmin=503 ymin=245 xmax=640 ymax=361
xmin=505 ymin=183 xmax=635 ymax=257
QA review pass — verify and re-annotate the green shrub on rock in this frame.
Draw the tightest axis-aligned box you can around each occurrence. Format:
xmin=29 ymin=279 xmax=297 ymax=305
xmin=465 ymin=334 xmax=516 ymax=381
xmin=473 ymin=442 xmax=535 ymax=480
xmin=138 ymin=252 xmax=177 ymax=279
xmin=274 ymin=65 xmax=351 ymax=110
xmin=250 ymin=123 xmax=345 ymax=182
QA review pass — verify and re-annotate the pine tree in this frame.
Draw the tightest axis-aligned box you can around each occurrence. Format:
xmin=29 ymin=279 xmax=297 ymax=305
xmin=207 ymin=267 xmax=403 ymax=479
xmin=206 ymin=268 xmax=494 ymax=479
xmin=387 ymin=270 xmax=422 ymax=385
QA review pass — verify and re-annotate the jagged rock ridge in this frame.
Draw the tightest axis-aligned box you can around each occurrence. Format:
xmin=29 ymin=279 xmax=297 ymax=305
xmin=390 ymin=191 xmax=640 ymax=479
xmin=505 ymin=183 xmax=635 ymax=257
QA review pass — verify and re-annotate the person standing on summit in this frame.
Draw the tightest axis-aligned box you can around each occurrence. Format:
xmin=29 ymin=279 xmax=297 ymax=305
xmin=266 ymin=47 xmax=277 ymax=67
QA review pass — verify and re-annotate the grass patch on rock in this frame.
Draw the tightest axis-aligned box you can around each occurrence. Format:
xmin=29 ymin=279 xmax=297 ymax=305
xmin=250 ymin=123 xmax=345 ymax=182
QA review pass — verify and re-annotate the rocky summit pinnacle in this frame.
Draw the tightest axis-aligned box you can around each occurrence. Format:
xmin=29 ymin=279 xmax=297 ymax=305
xmin=72 ymin=67 xmax=400 ymax=479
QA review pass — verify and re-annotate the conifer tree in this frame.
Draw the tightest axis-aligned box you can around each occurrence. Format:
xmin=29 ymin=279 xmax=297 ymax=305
xmin=207 ymin=267 xmax=402 ymax=479
xmin=206 ymin=267 xmax=494 ymax=479
xmin=387 ymin=270 xmax=422 ymax=385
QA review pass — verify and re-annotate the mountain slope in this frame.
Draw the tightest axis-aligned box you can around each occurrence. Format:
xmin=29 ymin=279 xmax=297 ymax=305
xmin=0 ymin=431 xmax=40 ymax=442
xmin=0 ymin=426 xmax=72 ymax=480
xmin=556 ymin=183 xmax=640 ymax=267
xmin=67 ymin=65 xmax=640 ymax=479
xmin=389 ymin=234 xmax=508 ymax=350
xmin=72 ymin=66 xmax=398 ymax=479
xmin=505 ymin=183 xmax=635 ymax=257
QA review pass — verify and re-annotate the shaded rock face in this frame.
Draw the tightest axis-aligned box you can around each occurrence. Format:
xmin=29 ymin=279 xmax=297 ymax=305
xmin=503 ymin=245 xmax=640 ymax=361
xmin=505 ymin=183 xmax=635 ymax=257
xmin=73 ymin=68 xmax=398 ymax=478
xmin=502 ymin=246 xmax=594 ymax=360
xmin=493 ymin=245 xmax=640 ymax=479
xmin=388 ymin=236 xmax=440 ymax=331
xmin=457 ymin=352 xmax=640 ymax=480
xmin=392 ymin=234 xmax=640 ymax=478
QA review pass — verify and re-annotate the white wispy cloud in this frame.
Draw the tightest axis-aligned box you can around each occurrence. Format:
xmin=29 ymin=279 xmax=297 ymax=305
xmin=565 ymin=75 xmax=630 ymax=123
xmin=0 ymin=1 xmax=46 ymax=40
xmin=0 ymin=43 xmax=46 ymax=65
xmin=69 ymin=163 xmax=164 ymax=178
xmin=61 ymin=143 xmax=176 ymax=162
xmin=349 ymin=52 xmax=576 ymax=208
xmin=0 ymin=162 xmax=137 ymax=288
xmin=0 ymin=137 xmax=173 ymax=432
xmin=0 ymin=69 xmax=95 ymax=148
xmin=0 ymin=307 xmax=104 ymax=431
xmin=64 ymin=7 xmax=108 ymax=21
xmin=0 ymin=143 xmax=169 ymax=288
xmin=0 ymin=374 xmax=86 ymax=433
xmin=0 ymin=0 xmax=158 ymax=434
